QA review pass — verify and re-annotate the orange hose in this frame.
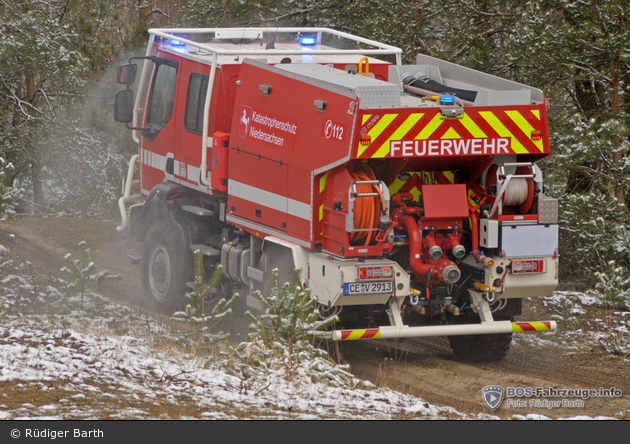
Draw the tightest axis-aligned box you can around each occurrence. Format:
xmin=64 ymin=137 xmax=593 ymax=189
xmin=349 ymin=171 xmax=381 ymax=246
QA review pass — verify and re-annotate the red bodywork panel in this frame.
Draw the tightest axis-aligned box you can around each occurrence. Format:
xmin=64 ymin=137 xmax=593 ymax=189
xmin=420 ymin=184 xmax=469 ymax=230
xmin=226 ymin=59 xmax=359 ymax=248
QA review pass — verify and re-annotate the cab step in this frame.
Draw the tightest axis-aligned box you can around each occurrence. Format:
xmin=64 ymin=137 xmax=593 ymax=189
xmin=190 ymin=244 xmax=221 ymax=256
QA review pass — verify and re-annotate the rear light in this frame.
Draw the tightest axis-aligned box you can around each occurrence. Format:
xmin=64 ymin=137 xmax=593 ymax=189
xmin=531 ymin=130 xmax=542 ymax=141
xmin=511 ymin=259 xmax=546 ymax=274
xmin=360 ymin=135 xmax=371 ymax=145
xmin=359 ymin=266 xmax=393 ymax=280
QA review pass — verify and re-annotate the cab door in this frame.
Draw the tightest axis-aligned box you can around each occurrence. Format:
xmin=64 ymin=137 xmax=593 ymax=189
xmin=139 ymin=56 xmax=179 ymax=194
xmin=177 ymin=70 xmax=209 ymax=188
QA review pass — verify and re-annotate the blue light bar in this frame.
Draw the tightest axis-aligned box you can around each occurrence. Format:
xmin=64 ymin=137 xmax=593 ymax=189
xmin=301 ymin=36 xmax=316 ymax=46
xmin=171 ymin=39 xmax=185 ymax=46
xmin=439 ymin=95 xmax=456 ymax=105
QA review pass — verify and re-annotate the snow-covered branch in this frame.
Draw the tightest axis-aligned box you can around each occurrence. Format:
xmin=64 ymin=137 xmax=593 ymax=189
xmin=0 ymin=75 xmax=55 ymax=124
xmin=234 ymin=8 xmax=314 ymax=27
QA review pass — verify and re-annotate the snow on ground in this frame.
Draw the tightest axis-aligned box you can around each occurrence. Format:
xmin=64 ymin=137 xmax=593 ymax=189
xmin=0 ymin=293 xmax=487 ymax=420
xmin=0 ymin=280 xmax=495 ymax=420
xmin=524 ymin=291 xmax=630 ymax=357
xmin=0 ymin=265 xmax=627 ymax=420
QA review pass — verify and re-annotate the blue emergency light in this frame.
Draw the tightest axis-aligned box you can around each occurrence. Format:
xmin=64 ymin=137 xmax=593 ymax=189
xmin=439 ymin=95 xmax=456 ymax=105
xmin=301 ymin=36 xmax=316 ymax=46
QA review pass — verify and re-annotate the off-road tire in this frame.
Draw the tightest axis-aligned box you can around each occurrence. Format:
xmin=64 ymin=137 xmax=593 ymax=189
xmin=448 ymin=315 xmax=513 ymax=362
xmin=448 ymin=332 xmax=512 ymax=362
xmin=141 ymin=218 xmax=188 ymax=314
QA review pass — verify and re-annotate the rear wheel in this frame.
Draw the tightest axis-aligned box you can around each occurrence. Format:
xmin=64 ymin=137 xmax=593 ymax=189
xmin=141 ymin=218 xmax=188 ymax=314
xmin=448 ymin=332 xmax=512 ymax=362
xmin=448 ymin=316 xmax=513 ymax=362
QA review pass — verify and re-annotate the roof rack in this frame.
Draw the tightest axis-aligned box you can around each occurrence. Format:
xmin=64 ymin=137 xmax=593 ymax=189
xmin=148 ymin=27 xmax=402 ymax=62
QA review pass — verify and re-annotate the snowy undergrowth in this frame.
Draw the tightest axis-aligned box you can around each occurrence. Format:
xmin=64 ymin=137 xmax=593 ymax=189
xmin=1 ymin=245 xmax=627 ymax=420
xmin=0 ymin=254 xmax=489 ymax=420
xmin=224 ymin=268 xmax=354 ymax=392
xmin=515 ymin=291 xmax=630 ymax=358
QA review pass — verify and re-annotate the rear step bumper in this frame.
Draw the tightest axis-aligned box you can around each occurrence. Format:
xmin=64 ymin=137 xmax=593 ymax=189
xmin=333 ymin=320 xmax=556 ymax=341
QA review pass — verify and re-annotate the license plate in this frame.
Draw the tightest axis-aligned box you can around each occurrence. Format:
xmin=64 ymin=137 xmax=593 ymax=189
xmin=344 ymin=281 xmax=393 ymax=295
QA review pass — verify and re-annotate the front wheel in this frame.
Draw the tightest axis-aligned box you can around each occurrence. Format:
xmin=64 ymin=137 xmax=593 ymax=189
xmin=141 ymin=218 xmax=188 ymax=314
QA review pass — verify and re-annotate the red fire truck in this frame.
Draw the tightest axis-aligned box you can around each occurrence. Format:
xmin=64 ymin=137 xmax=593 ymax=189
xmin=114 ymin=27 xmax=559 ymax=361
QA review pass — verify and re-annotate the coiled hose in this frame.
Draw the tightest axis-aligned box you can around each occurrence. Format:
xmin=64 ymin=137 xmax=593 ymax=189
xmin=349 ymin=170 xmax=386 ymax=246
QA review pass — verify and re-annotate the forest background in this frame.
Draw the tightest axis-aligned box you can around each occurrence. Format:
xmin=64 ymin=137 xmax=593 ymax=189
xmin=1 ymin=0 xmax=629 ymax=297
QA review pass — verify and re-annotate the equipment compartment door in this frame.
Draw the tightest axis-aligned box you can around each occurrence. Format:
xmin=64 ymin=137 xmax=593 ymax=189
xmin=227 ymin=150 xmax=289 ymax=232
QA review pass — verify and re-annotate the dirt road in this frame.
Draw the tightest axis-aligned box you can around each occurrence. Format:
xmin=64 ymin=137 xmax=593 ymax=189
xmin=1 ymin=217 xmax=628 ymax=419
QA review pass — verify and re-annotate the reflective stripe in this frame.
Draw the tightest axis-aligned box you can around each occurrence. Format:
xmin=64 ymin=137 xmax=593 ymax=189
xmin=388 ymin=171 xmax=454 ymax=202
xmin=228 ymin=179 xmax=311 ymax=221
xmin=414 ymin=113 xmax=443 ymax=141
xmin=372 ymin=113 xmax=424 ymax=158
xmin=478 ymin=111 xmax=528 ymax=154
xmin=339 ymin=328 xmax=381 ymax=340
xmin=512 ymin=321 xmax=552 ymax=332
xmin=357 ymin=109 xmax=546 ymax=159
xmin=318 ymin=171 xmax=329 ymax=223
xmin=226 ymin=214 xmax=311 ymax=248
xmin=139 ymin=149 xmax=212 ymax=192
xmin=459 ymin=113 xmax=488 ymax=138
xmin=357 ymin=113 xmax=398 ymax=157
xmin=505 ymin=110 xmax=544 ymax=152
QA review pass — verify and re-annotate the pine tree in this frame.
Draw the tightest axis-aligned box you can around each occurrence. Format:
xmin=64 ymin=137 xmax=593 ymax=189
xmin=0 ymin=157 xmax=19 ymax=219
xmin=0 ymin=0 xmax=151 ymax=215
xmin=587 ymin=260 xmax=630 ymax=310
xmin=48 ymin=241 xmax=121 ymax=310
xmin=550 ymin=295 xmax=579 ymax=342
xmin=170 ymin=250 xmax=241 ymax=346
xmin=0 ymin=245 xmax=12 ymax=283
xmin=0 ymin=245 xmax=12 ymax=316
xmin=224 ymin=268 xmax=353 ymax=391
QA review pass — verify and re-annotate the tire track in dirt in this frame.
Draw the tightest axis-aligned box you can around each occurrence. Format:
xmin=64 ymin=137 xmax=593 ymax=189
xmin=0 ymin=223 xmax=69 ymax=285
xmin=339 ymin=333 xmax=630 ymax=419
xmin=0 ymin=218 xmax=144 ymax=308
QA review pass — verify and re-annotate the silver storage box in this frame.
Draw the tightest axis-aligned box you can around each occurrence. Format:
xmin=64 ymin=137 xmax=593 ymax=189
xmin=538 ymin=195 xmax=558 ymax=224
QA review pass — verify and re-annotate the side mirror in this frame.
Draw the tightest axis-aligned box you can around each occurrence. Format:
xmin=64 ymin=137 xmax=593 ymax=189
xmin=116 ymin=63 xmax=137 ymax=85
xmin=114 ymin=89 xmax=135 ymax=123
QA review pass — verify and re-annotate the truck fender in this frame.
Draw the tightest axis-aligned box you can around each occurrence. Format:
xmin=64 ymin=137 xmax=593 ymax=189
xmin=261 ymin=236 xmax=309 ymax=285
xmin=130 ymin=182 xmax=191 ymax=242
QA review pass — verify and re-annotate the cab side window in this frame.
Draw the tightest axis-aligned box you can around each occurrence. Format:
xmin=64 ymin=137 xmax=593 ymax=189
xmin=147 ymin=62 xmax=178 ymax=130
xmin=185 ymin=73 xmax=209 ymax=135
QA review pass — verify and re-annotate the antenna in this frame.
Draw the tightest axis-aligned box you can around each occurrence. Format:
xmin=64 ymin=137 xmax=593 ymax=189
xmin=234 ymin=28 xmax=247 ymax=61
xmin=234 ymin=31 xmax=261 ymax=61
xmin=266 ymin=26 xmax=278 ymax=50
